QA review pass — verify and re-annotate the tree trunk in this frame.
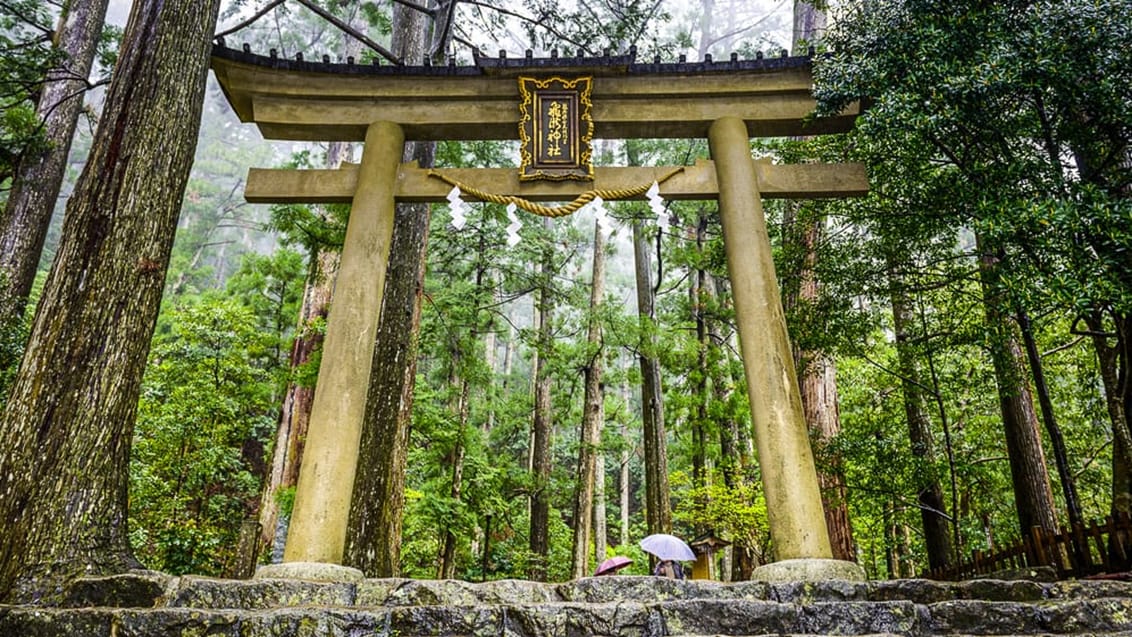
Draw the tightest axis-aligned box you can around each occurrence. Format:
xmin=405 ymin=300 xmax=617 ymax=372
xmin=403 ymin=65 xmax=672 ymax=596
xmin=0 ymin=0 xmax=110 ymax=331
xmin=1017 ymin=309 xmax=1084 ymax=535
xmin=594 ymin=449 xmax=608 ymax=564
xmin=342 ymin=1 xmax=436 ymax=577
xmin=0 ymin=0 xmax=220 ymax=602
xmin=977 ymin=237 xmax=1059 ymax=535
xmin=571 ymin=221 xmax=606 ymax=578
xmin=1083 ymin=310 xmax=1132 ymax=568
xmin=888 ymin=263 xmax=953 ymax=571
xmin=785 ymin=0 xmax=855 ymax=562
xmin=439 ymin=360 xmax=469 ymax=579
xmin=633 ymin=217 xmax=672 ymax=537
xmin=529 ymin=219 xmax=555 ymax=580
xmin=781 ymin=205 xmax=855 ymax=562
xmin=691 ymin=218 xmax=709 ymax=499
xmin=619 ymin=382 xmax=632 ymax=547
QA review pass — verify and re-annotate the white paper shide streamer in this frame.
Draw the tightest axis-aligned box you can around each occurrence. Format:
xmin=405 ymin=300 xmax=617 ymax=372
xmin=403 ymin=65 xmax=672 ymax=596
xmin=588 ymin=195 xmax=614 ymax=237
xmin=646 ymin=181 xmax=668 ymax=232
xmin=505 ymin=202 xmax=522 ymax=247
xmin=446 ymin=186 xmax=468 ymax=230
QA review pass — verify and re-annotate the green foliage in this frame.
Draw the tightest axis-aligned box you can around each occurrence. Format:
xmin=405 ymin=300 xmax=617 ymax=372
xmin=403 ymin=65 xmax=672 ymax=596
xmin=0 ymin=0 xmax=60 ymax=188
xmin=131 ymin=249 xmax=303 ymax=575
xmin=131 ymin=296 xmax=276 ymax=574
xmin=671 ymin=470 xmax=771 ymax=565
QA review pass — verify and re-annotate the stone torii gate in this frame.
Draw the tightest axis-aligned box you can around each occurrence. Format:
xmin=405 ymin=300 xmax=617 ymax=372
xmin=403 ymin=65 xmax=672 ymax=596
xmin=210 ymin=43 xmax=868 ymax=582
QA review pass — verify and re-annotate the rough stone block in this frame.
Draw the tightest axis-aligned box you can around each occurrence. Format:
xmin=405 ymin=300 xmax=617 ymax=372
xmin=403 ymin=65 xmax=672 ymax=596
xmin=167 ymin=575 xmax=355 ymax=609
xmin=797 ymin=601 xmax=919 ymax=634
xmin=0 ymin=607 xmax=113 ymax=637
xmin=956 ymin=578 xmax=1046 ymax=601
xmin=925 ymin=599 xmax=1045 ymax=634
xmin=1047 ymin=579 xmax=1132 ymax=600
xmin=657 ymin=599 xmax=799 ymax=635
xmin=387 ymin=604 xmax=502 ymax=636
xmin=1041 ymin=598 xmax=1132 ymax=634
xmin=868 ymin=578 xmax=956 ymax=604
xmin=769 ymin=579 xmax=870 ymax=603
xmin=501 ymin=601 xmax=652 ymax=637
xmin=61 ymin=571 xmax=172 ymax=608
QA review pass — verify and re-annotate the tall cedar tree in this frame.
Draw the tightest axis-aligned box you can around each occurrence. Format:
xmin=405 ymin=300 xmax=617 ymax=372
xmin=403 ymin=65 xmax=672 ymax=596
xmin=0 ymin=0 xmax=110 ymax=331
xmin=344 ymin=0 xmax=450 ymax=577
xmin=571 ymin=220 xmax=606 ymax=578
xmin=626 ymin=143 xmax=672 ymax=540
xmin=887 ymin=258 xmax=954 ymax=571
xmin=785 ymin=0 xmax=856 ymax=562
xmin=529 ymin=217 xmax=555 ymax=580
xmin=0 ymin=0 xmax=221 ymax=602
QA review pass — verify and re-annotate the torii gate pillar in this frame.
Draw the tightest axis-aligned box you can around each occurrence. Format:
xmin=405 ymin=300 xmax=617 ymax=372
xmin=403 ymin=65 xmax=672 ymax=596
xmin=261 ymin=121 xmax=404 ymax=581
xmin=710 ymin=117 xmax=861 ymax=580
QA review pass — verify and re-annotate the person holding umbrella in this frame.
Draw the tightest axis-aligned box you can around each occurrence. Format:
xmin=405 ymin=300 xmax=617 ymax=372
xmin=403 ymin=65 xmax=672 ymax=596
xmin=639 ymin=533 xmax=694 ymax=580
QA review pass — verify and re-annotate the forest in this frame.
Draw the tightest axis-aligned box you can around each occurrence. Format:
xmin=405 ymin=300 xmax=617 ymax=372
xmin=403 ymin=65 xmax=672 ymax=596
xmin=0 ymin=0 xmax=1130 ymax=603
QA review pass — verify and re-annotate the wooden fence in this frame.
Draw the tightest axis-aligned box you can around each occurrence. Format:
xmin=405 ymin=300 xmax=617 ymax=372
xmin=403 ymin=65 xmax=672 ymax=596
xmin=926 ymin=514 xmax=1132 ymax=581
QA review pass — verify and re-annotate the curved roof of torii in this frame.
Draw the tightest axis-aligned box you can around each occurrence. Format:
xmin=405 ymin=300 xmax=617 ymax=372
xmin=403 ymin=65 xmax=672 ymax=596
xmin=210 ymin=42 xmax=860 ymax=143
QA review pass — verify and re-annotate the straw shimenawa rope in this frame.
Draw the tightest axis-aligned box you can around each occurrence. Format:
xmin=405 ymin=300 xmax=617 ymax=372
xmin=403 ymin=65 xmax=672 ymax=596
xmin=426 ymin=166 xmax=686 ymax=218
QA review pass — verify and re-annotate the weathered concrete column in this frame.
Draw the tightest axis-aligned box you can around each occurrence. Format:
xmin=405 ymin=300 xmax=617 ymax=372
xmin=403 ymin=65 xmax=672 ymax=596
xmin=258 ymin=121 xmax=404 ymax=580
xmin=709 ymin=117 xmax=860 ymax=580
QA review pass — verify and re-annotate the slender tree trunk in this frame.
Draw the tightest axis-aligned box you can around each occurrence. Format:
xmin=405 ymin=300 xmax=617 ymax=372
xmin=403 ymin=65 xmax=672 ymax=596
xmin=571 ymin=221 xmax=606 ymax=578
xmin=691 ymin=219 xmax=709 ymax=497
xmin=1017 ymin=309 xmax=1084 ymax=535
xmin=633 ymin=217 xmax=672 ymax=537
xmin=1083 ymin=310 xmax=1132 ymax=568
xmin=483 ymin=277 xmax=499 ymax=432
xmin=785 ymin=0 xmax=854 ymax=562
xmin=888 ymin=263 xmax=953 ymax=571
xmin=619 ymin=381 xmax=632 ymax=547
xmin=439 ymin=359 xmax=469 ymax=579
xmin=0 ymin=0 xmax=220 ymax=602
xmin=343 ymin=1 xmax=437 ymax=577
xmin=529 ymin=220 xmax=554 ymax=580
xmin=977 ymin=237 xmax=1058 ymax=535
xmin=594 ymin=449 xmax=607 ymax=564
xmin=257 ymin=175 xmax=343 ymax=560
xmin=0 ymin=0 xmax=110 ymax=330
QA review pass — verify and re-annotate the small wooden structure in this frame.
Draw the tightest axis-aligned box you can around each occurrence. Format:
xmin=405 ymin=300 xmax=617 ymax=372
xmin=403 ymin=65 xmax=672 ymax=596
xmin=690 ymin=532 xmax=732 ymax=580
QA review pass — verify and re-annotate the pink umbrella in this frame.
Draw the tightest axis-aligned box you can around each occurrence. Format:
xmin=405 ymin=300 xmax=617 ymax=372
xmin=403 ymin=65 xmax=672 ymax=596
xmin=594 ymin=555 xmax=633 ymax=576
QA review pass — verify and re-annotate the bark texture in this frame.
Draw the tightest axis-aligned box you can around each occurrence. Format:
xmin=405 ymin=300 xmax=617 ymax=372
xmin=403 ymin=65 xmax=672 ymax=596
xmin=529 ymin=224 xmax=555 ymax=580
xmin=0 ymin=0 xmax=110 ymax=330
xmin=342 ymin=1 xmax=436 ymax=577
xmin=889 ymin=265 xmax=954 ymax=571
xmin=977 ymin=239 xmax=1058 ymax=535
xmin=0 ymin=0 xmax=220 ymax=602
xmin=632 ymin=218 xmax=672 ymax=536
xmin=257 ymin=247 xmax=337 ymax=560
xmin=571 ymin=221 xmax=606 ymax=579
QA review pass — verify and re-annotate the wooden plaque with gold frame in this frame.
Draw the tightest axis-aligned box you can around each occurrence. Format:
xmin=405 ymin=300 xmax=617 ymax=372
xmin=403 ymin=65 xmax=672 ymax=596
xmin=518 ymin=76 xmax=594 ymax=182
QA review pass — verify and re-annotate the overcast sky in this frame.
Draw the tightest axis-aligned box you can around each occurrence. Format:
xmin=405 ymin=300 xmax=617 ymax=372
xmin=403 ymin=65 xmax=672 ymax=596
xmin=105 ymin=0 xmax=794 ymax=57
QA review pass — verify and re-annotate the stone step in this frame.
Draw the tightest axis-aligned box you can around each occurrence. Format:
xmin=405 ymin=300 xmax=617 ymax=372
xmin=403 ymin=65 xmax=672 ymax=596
xmin=5 ymin=595 xmax=1132 ymax=635
xmin=4 ymin=573 xmax=1132 ymax=636
xmin=55 ymin=572 xmax=1132 ymax=609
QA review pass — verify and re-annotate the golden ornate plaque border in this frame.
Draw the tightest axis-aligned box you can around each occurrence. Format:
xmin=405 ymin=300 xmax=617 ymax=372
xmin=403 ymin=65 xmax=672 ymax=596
xmin=518 ymin=75 xmax=594 ymax=182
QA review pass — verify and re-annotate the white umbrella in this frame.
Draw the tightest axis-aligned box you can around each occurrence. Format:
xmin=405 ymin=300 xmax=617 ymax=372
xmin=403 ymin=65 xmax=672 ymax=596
xmin=639 ymin=533 xmax=695 ymax=561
